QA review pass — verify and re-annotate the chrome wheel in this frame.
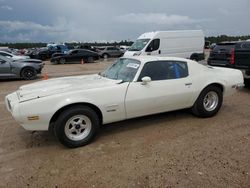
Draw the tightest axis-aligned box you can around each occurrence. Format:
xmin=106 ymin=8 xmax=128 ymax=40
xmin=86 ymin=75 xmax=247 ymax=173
xmin=103 ymin=54 xmax=108 ymax=59
xmin=64 ymin=115 xmax=92 ymax=141
xmin=60 ymin=58 xmax=65 ymax=64
xmin=203 ymin=91 xmax=219 ymax=111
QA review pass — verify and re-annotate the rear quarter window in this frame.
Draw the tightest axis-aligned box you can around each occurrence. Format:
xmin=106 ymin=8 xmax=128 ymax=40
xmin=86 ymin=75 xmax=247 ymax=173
xmin=240 ymin=42 xmax=250 ymax=49
xmin=213 ymin=44 xmax=235 ymax=52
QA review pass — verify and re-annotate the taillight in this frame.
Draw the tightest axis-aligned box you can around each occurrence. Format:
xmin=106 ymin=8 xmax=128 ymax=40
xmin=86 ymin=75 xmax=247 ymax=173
xmin=230 ymin=48 xmax=235 ymax=65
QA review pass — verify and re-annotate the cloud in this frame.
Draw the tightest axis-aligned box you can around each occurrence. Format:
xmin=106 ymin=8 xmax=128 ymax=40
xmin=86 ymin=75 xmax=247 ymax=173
xmin=218 ymin=8 xmax=230 ymax=15
xmin=0 ymin=20 xmax=65 ymax=32
xmin=1 ymin=5 xmax=13 ymax=10
xmin=0 ymin=18 xmax=106 ymax=42
xmin=115 ymin=13 xmax=197 ymax=25
xmin=0 ymin=20 xmax=70 ymax=42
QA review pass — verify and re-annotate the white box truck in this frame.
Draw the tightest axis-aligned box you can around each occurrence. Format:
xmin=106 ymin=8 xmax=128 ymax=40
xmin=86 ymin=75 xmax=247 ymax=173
xmin=124 ymin=30 xmax=205 ymax=61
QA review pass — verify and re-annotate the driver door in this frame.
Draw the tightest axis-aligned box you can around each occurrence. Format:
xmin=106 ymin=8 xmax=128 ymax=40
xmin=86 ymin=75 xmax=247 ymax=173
xmin=0 ymin=58 xmax=11 ymax=76
xmin=145 ymin=39 xmax=161 ymax=56
xmin=125 ymin=60 xmax=193 ymax=119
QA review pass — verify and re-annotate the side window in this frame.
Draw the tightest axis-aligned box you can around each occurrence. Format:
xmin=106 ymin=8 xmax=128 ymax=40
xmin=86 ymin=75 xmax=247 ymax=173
xmin=241 ymin=43 xmax=250 ymax=49
xmin=71 ymin=50 xmax=78 ymax=54
xmin=107 ymin=47 xmax=116 ymax=50
xmin=146 ymin=39 xmax=160 ymax=52
xmin=81 ymin=50 xmax=90 ymax=55
xmin=138 ymin=61 xmax=188 ymax=81
xmin=0 ymin=58 xmax=6 ymax=64
xmin=0 ymin=52 xmax=8 ymax=57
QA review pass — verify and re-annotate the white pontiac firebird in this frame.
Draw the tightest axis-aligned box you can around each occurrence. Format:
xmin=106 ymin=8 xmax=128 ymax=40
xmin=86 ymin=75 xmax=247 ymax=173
xmin=5 ymin=56 xmax=244 ymax=148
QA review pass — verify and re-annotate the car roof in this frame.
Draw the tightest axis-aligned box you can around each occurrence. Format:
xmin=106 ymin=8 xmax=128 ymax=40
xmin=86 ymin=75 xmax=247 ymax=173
xmin=0 ymin=50 xmax=11 ymax=54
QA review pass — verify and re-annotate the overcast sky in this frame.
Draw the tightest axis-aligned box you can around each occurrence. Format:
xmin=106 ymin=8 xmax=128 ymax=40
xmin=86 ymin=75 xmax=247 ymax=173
xmin=0 ymin=0 xmax=249 ymax=42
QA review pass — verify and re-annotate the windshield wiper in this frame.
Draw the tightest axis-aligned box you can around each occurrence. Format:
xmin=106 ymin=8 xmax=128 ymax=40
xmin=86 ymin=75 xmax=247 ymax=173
xmin=129 ymin=48 xmax=140 ymax=51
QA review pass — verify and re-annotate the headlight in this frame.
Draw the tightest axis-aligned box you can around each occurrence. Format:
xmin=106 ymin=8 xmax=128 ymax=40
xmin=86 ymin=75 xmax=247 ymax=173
xmin=133 ymin=52 xmax=141 ymax=56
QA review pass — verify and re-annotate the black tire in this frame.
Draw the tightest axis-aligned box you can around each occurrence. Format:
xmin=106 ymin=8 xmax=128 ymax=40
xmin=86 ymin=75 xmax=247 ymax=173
xmin=40 ymin=54 xmax=47 ymax=61
xmin=190 ymin=54 xmax=198 ymax=61
xmin=191 ymin=86 xmax=223 ymax=117
xmin=244 ymin=79 xmax=250 ymax=87
xmin=60 ymin=58 xmax=66 ymax=64
xmin=21 ymin=67 xmax=37 ymax=80
xmin=102 ymin=53 xmax=109 ymax=59
xmin=54 ymin=106 xmax=100 ymax=148
xmin=87 ymin=57 xmax=94 ymax=63
xmin=55 ymin=60 xmax=60 ymax=64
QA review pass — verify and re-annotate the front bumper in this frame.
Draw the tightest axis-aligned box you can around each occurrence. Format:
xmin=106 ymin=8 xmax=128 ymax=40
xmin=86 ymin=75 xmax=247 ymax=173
xmin=5 ymin=92 xmax=22 ymax=122
xmin=232 ymin=83 xmax=245 ymax=89
xmin=5 ymin=92 xmax=49 ymax=131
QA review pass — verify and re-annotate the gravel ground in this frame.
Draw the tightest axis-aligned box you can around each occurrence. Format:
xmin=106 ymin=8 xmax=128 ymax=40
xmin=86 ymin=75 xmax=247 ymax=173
xmin=0 ymin=58 xmax=249 ymax=188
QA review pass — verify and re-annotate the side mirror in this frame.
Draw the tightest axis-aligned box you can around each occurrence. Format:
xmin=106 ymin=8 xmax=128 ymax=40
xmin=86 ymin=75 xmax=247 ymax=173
xmin=141 ymin=76 xmax=151 ymax=85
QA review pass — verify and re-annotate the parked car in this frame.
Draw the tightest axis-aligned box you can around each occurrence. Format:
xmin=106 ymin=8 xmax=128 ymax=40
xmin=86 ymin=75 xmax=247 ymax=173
xmin=76 ymin=44 xmax=98 ymax=52
xmin=97 ymin=46 xmax=124 ymax=58
xmin=29 ymin=48 xmax=52 ymax=60
xmin=0 ymin=50 xmax=30 ymax=60
xmin=208 ymin=41 xmax=250 ymax=83
xmin=5 ymin=56 xmax=244 ymax=148
xmin=50 ymin=49 xmax=99 ymax=64
xmin=0 ymin=55 xmax=44 ymax=80
xmin=29 ymin=45 xmax=69 ymax=61
xmin=119 ymin=45 xmax=130 ymax=53
xmin=123 ymin=30 xmax=205 ymax=61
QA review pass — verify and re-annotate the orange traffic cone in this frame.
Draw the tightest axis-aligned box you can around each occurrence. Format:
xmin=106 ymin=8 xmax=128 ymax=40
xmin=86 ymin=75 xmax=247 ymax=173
xmin=43 ymin=73 xmax=49 ymax=80
xmin=81 ymin=59 xmax=84 ymax=64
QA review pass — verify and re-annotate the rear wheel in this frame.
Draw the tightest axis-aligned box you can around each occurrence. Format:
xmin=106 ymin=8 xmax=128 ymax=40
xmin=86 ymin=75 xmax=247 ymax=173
xmin=103 ymin=53 xmax=109 ymax=59
xmin=87 ymin=57 xmax=94 ymax=63
xmin=21 ymin=67 xmax=37 ymax=80
xmin=60 ymin=58 xmax=66 ymax=64
xmin=191 ymin=86 xmax=223 ymax=117
xmin=244 ymin=79 xmax=250 ymax=87
xmin=54 ymin=106 xmax=99 ymax=148
xmin=190 ymin=53 xmax=199 ymax=61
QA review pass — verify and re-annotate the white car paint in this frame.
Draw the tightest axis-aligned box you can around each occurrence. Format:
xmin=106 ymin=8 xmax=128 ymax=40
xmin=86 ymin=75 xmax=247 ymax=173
xmin=124 ymin=30 xmax=204 ymax=59
xmin=5 ymin=56 xmax=244 ymax=131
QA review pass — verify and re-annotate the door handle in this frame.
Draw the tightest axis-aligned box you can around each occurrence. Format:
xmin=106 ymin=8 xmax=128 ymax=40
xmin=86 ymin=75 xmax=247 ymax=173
xmin=185 ymin=83 xmax=192 ymax=86
xmin=158 ymin=50 xmax=161 ymax=54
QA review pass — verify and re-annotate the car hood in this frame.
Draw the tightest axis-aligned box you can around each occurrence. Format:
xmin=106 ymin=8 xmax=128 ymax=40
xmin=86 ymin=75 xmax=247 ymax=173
xmin=12 ymin=56 xmax=30 ymax=60
xmin=14 ymin=58 xmax=42 ymax=64
xmin=17 ymin=74 xmax=122 ymax=102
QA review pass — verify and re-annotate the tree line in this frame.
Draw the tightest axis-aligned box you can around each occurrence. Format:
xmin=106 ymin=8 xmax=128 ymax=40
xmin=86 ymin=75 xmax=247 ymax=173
xmin=0 ymin=35 xmax=250 ymax=49
xmin=205 ymin=35 xmax=250 ymax=44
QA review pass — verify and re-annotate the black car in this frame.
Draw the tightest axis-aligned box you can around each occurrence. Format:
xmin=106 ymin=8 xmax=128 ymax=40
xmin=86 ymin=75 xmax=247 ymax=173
xmin=208 ymin=41 xmax=250 ymax=84
xmin=29 ymin=47 xmax=54 ymax=61
xmin=50 ymin=49 xmax=99 ymax=64
xmin=29 ymin=45 xmax=69 ymax=61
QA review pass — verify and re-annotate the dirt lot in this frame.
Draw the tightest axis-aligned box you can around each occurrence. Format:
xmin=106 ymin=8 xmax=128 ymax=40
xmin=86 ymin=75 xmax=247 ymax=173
xmin=0 ymin=59 xmax=249 ymax=188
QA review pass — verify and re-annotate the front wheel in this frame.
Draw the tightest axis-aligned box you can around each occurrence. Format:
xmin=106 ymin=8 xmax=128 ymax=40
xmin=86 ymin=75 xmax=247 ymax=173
xmin=21 ymin=67 xmax=37 ymax=80
xmin=54 ymin=106 xmax=100 ymax=148
xmin=191 ymin=86 xmax=223 ymax=117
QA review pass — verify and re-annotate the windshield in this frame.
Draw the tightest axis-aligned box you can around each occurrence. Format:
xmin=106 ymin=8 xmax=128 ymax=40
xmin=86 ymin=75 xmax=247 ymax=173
xmin=100 ymin=58 xmax=141 ymax=82
xmin=0 ymin=55 xmax=11 ymax=62
xmin=128 ymin=39 xmax=150 ymax=51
